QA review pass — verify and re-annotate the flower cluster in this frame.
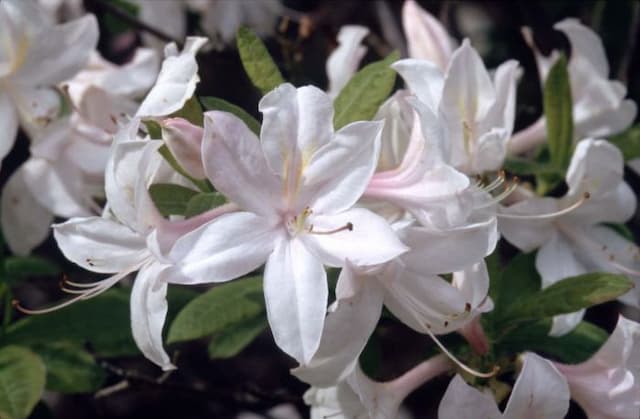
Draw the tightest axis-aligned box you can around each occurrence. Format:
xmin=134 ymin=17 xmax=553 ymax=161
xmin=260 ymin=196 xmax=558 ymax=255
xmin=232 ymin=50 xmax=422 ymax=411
xmin=2 ymin=0 xmax=639 ymax=418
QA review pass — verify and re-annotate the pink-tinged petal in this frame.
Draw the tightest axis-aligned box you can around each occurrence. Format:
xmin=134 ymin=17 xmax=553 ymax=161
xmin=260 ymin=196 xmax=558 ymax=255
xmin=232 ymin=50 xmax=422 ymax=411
xmin=503 ymin=353 xmax=570 ymax=419
xmin=1 ymin=167 xmax=53 ymax=255
xmin=498 ymin=198 xmax=558 ymax=252
xmin=292 ymin=263 xmax=384 ymax=387
xmin=202 ymin=111 xmax=280 ymax=217
xmin=264 ymin=238 xmax=327 ymax=363
xmin=162 ymin=117 xmax=205 ymax=179
xmin=402 ymin=0 xmax=454 ymax=70
xmin=136 ymin=37 xmax=207 ymax=117
xmin=0 ymin=92 xmax=18 ymax=163
xmin=259 ymin=84 xmax=334 ymax=179
xmin=392 ymin=58 xmax=444 ymax=111
xmin=555 ymin=18 xmax=609 ymax=78
xmin=14 ymin=14 xmax=98 ymax=86
xmin=326 ymin=25 xmax=369 ymax=98
xmin=438 ymin=375 xmax=502 ymax=419
xmin=536 ymin=233 xmax=588 ymax=336
xmin=565 ymin=139 xmax=624 ymax=199
xmin=302 ymin=208 xmax=408 ymax=268
xmin=168 ymin=211 xmax=277 ymax=284
xmin=374 ymin=91 xmax=413 ymax=172
xmin=131 ymin=263 xmax=175 ymax=371
xmin=53 ymin=216 xmax=149 ymax=274
xmin=555 ymin=316 xmax=640 ymax=419
xmin=21 ymin=158 xmax=91 ymax=218
xmin=400 ymin=215 xmax=497 ymax=274
xmin=304 ymin=120 xmax=383 ymax=214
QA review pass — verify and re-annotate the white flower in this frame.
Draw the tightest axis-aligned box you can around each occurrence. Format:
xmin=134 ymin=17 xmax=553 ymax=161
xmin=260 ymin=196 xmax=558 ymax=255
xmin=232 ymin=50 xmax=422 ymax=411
xmin=402 ymin=0 xmax=455 ymax=70
xmin=510 ymin=19 xmax=637 ymax=155
xmin=326 ymin=25 xmax=370 ymax=98
xmin=439 ymin=353 xmax=570 ymax=419
xmin=499 ymin=139 xmax=638 ymax=335
xmin=0 ymin=0 xmax=97 ymax=167
xmin=554 ymin=316 xmax=640 ymax=419
xmin=166 ymin=84 xmax=408 ymax=363
xmin=393 ymin=39 xmax=519 ymax=174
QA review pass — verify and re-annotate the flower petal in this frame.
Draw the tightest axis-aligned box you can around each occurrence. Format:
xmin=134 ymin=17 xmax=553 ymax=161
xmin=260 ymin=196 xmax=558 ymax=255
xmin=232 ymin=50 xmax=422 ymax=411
xmin=259 ymin=84 xmax=334 ymax=178
xmin=136 ymin=37 xmax=207 ymax=117
xmin=326 ymin=25 xmax=369 ymax=98
xmin=292 ymin=263 xmax=384 ymax=386
xmin=162 ymin=117 xmax=205 ymax=179
xmin=392 ymin=58 xmax=444 ymax=111
xmin=503 ymin=353 xmax=570 ymax=419
xmin=15 ymin=14 xmax=98 ymax=86
xmin=1 ymin=166 xmax=53 ymax=255
xmin=202 ymin=110 xmax=281 ymax=217
xmin=264 ymin=238 xmax=328 ymax=363
xmin=303 ymin=120 xmax=383 ymax=214
xmin=131 ymin=263 xmax=175 ymax=371
xmin=438 ymin=375 xmax=501 ymax=419
xmin=302 ymin=208 xmax=408 ymax=268
xmin=53 ymin=216 xmax=149 ymax=274
xmin=555 ymin=18 xmax=609 ymax=78
xmin=168 ymin=211 xmax=277 ymax=284
xmin=0 ymin=92 xmax=18 ymax=163
xmin=565 ymin=138 xmax=624 ymax=199
xmin=402 ymin=0 xmax=454 ymax=70
xmin=498 ymin=198 xmax=558 ymax=252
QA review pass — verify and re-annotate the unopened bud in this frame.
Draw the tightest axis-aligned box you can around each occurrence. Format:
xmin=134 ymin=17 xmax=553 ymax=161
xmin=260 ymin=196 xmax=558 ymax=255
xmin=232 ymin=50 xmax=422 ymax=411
xmin=161 ymin=117 xmax=205 ymax=179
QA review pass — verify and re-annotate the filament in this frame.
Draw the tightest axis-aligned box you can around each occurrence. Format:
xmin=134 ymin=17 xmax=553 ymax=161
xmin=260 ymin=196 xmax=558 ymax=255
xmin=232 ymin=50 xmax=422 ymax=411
xmin=497 ymin=192 xmax=590 ymax=220
xmin=308 ymin=222 xmax=353 ymax=235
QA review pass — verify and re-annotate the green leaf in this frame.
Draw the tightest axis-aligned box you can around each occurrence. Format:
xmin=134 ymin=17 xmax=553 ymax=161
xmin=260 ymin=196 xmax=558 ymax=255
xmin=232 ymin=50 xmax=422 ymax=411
xmin=200 ymin=97 xmax=261 ymax=136
xmin=157 ymin=145 xmax=211 ymax=192
xmin=499 ymin=320 xmax=607 ymax=363
xmin=0 ymin=346 xmax=45 ymax=419
xmin=236 ymin=27 xmax=284 ymax=94
xmin=504 ymin=272 xmax=632 ymax=321
xmin=3 ymin=289 xmax=138 ymax=358
xmin=148 ymin=183 xmax=199 ymax=217
xmin=3 ymin=256 xmax=59 ymax=282
xmin=609 ymin=124 xmax=640 ymax=161
xmin=544 ymin=54 xmax=574 ymax=170
xmin=488 ymin=252 xmax=541 ymax=321
xmin=503 ymin=157 xmax=563 ymax=176
xmin=30 ymin=342 xmax=105 ymax=394
xmin=184 ymin=192 xmax=227 ymax=218
xmin=168 ymin=276 xmax=264 ymax=344
xmin=143 ymin=120 xmax=162 ymax=139
xmin=333 ymin=51 xmax=399 ymax=129
xmin=207 ymin=315 xmax=267 ymax=359
xmin=170 ymin=96 xmax=204 ymax=126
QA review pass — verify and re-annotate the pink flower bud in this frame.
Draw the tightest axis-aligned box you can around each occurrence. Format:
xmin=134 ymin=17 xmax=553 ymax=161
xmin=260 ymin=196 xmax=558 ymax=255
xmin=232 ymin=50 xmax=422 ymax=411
xmin=161 ymin=117 xmax=205 ymax=179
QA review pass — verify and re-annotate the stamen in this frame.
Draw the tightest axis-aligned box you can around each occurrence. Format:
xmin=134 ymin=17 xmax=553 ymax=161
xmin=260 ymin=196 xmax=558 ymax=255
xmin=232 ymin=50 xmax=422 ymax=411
xmin=482 ymin=171 xmax=506 ymax=193
xmin=424 ymin=326 xmax=499 ymax=378
xmin=308 ymin=222 xmax=353 ymax=235
xmin=609 ymin=260 xmax=640 ymax=277
xmin=475 ymin=179 xmax=519 ymax=209
xmin=497 ymin=192 xmax=590 ymax=220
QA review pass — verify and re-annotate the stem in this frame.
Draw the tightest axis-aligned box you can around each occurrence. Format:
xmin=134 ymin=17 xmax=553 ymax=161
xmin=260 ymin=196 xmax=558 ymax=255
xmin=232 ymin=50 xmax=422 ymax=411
xmin=508 ymin=117 xmax=546 ymax=155
xmin=0 ymin=283 xmax=13 ymax=332
xmin=387 ymin=354 xmax=451 ymax=399
xmin=87 ymin=0 xmax=183 ymax=47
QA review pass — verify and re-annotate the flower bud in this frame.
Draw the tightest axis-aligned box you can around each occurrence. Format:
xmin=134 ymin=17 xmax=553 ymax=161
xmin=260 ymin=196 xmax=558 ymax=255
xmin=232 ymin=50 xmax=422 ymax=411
xmin=161 ymin=117 xmax=205 ymax=179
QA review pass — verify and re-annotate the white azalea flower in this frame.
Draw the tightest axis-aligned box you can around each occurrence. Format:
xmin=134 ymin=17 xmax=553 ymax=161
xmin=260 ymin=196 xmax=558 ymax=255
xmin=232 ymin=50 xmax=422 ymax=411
xmin=439 ymin=353 xmax=570 ymax=419
xmin=510 ymin=19 xmax=637 ymax=155
xmin=166 ymin=84 xmax=408 ymax=363
xmin=554 ymin=315 xmax=640 ymax=419
xmin=0 ymin=0 xmax=97 ymax=167
xmin=499 ymin=139 xmax=638 ymax=335
xmin=326 ymin=25 xmax=370 ymax=98
xmin=393 ymin=39 xmax=519 ymax=175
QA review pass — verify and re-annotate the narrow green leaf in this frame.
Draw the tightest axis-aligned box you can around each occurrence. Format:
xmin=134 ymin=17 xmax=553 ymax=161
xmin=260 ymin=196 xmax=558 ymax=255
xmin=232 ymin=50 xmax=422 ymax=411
xmin=157 ymin=145 xmax=211 ymax=192
xmin=3 ymin=256 xmax=59 ymax=281
xmin=333 ymin=51 xmax=399 ymax=129
xmin=200 ymin=97 xmax=261 ymax=136
xmin=30 ymin=342 xmax=105 ymax=394
xmin=207 ymin=315 xmax=267 ymax=359
xmin=236 ymin=27 xmax=284 ymax=94
xmin=544 ymin=54 xmax=574 ymax=170
xmin=143 ymin=120 xmax=162 ymax=139
xmin=168 ymin=277 xmax=264 ymax=343
xmin=0 ymin=346 xmax=46 ymax=419
xmin=505 ymin=272 xmax=632 ymax=321
xmin=499 ymin=320 xmax=607 ymax=363
xmin=170 ymin=96 xmax=204 ymax=126
xmin=503 ymin=157 xmax=564 ymax=176
xmin=148 ymin=183 xmax=199 ymax=217
xmin=609 ymin=124 xmax=640 ymax=161
xmin=184 ymin=192 xmax=227 ymax=218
